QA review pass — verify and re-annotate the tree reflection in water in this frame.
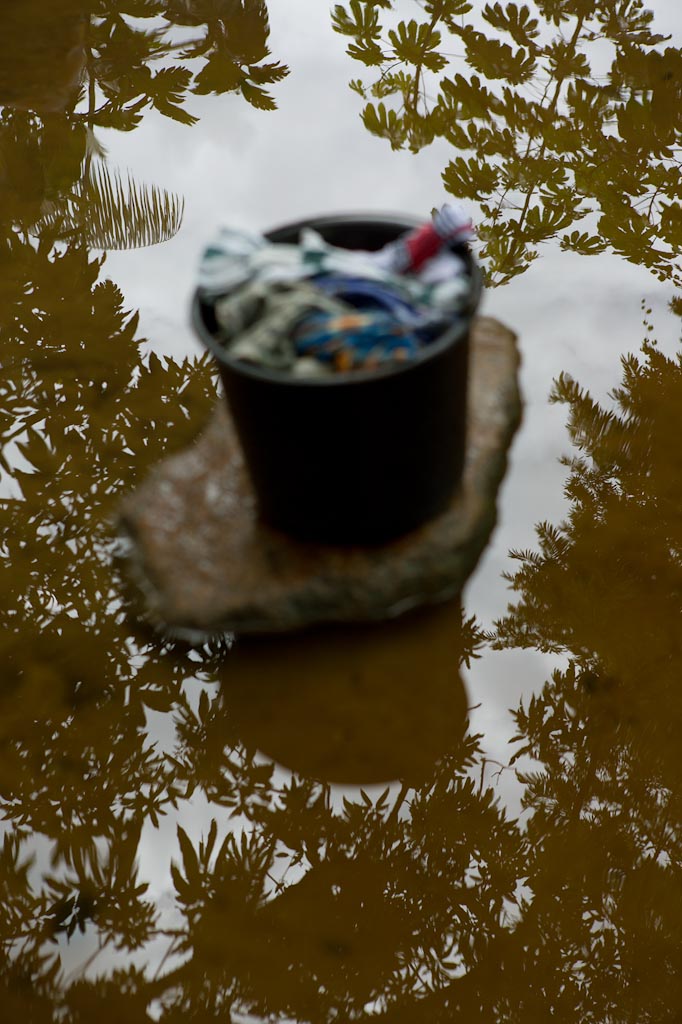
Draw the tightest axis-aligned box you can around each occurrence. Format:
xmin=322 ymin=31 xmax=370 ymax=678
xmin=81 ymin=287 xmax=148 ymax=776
xmin=1 ymin=0 xmax=682 ymax=1021
xmin=333 ymin=0 xmax=682 ymax=286
xmin=487 ymin=317 xmax=682 ymax=1022
xmin=0 ymin=0 xmax=289 ymax=250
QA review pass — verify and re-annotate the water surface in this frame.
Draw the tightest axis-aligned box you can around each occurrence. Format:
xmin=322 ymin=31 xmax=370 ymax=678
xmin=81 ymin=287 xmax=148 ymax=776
xmin=2 ymin=1 xmax=682 ymax=1020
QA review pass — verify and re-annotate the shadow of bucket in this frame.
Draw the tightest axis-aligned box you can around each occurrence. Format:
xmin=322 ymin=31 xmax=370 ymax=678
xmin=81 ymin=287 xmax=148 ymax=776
xmin=192 ymin=214 xmax=482 ymax=545
xmin=219 ymin=599 xmax=470 ymax=787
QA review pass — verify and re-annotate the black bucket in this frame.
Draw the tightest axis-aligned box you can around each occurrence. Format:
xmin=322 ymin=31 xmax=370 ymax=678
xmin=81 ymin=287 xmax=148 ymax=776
xmin=192 ymin=213 xmax=482 ymax=545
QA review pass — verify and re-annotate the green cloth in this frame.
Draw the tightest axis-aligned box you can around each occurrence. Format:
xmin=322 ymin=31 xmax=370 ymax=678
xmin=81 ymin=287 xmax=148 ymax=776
xmin=214 ymin=279 xmax=352 ymax=371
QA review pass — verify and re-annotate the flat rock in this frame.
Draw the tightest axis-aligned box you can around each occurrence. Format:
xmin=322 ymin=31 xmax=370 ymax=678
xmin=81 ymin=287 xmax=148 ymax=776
xmin=119 ymin=316 xmax=521 ymax=635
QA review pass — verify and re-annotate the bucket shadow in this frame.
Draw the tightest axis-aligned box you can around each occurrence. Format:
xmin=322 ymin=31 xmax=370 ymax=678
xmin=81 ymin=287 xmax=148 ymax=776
xmin=219 ymin=598 xmax=470 ymax=786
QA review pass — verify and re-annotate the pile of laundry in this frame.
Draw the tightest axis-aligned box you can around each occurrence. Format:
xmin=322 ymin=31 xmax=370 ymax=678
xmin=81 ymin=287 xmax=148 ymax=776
xmin=197 ymin=203 xmax=476 ymax=377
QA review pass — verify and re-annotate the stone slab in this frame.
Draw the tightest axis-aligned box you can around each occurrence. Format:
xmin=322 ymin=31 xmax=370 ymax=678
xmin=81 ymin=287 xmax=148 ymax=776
xmin=119 ymin=316 xmax=521 ymax=635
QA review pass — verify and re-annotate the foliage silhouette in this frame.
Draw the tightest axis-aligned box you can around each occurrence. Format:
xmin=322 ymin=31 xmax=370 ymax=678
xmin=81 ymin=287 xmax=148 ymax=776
xmin=484 ymin=314 xmax=682 ymax=1021
xmin=0 ymin=120 xmax=219 ymax=1004
xmin=1 ymin=347 xmax=525 ymax=1023
xmin=333 ymin=0 xmax=682 ymax=285
xmin=150 ymin=710 xmax=523 ymax=1022
xmin=35 ymin=160 xmax=186 ymax=250
xmin=1 ymin=0 xmax=290 ymax=251
xmin=4 ymin=2 xmax=682 ymax=1021
xmin=1 ymin=41 xmax=521 ymax=1019
xmin=0 ymin=0 xmax=288 ymax=125
xmin=80 ymin=0 xmax=289 ymax=126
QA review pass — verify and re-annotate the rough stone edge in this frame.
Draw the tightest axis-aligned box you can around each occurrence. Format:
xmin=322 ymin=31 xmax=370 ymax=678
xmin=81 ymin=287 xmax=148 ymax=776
xmin=118 ymin=317 xmax=522 ymax=637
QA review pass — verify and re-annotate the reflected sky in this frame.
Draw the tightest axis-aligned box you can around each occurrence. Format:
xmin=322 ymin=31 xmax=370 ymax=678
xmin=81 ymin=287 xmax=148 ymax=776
xmin=2 ymin=0 xmax=682 ymax=1020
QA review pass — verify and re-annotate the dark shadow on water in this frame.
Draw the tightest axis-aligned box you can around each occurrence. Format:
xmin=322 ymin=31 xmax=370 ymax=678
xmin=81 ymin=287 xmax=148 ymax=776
xmin=221 ymin=600 xmax=469 ymax=785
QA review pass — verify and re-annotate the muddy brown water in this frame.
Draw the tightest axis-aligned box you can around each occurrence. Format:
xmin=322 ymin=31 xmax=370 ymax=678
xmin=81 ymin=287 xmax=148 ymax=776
xmin=1 ymin=1 xmax=682 ymax=1020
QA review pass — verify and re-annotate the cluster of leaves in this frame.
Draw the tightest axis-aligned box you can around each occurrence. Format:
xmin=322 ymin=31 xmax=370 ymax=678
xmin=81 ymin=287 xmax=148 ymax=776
xmin=78 ymin=0 xmax=289 ymax=129
xmin=0 ymin=1 xmax=290 ymax=252
xmin=0 ymin=163 xmax=221 ymax=1003
xmin=483 ymin=315 xmax=682 ymax=1020
xmin=80 ymin=0 xmax=289 ymax=130
xmin=333 ymin=0 xmax=682 ymax=285
xmin=150 ymin=734 xmax=524 ymax=1022
xmin=164 ymin=0 xmax=289 ymax=111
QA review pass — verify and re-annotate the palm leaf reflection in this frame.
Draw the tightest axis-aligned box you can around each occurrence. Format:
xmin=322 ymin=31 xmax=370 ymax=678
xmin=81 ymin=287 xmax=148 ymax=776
xmin=34 ymin=161 xmax=185 ymax=251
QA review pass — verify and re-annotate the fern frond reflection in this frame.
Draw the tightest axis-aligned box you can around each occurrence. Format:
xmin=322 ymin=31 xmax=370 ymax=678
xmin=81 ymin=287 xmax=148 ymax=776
xmin=35 ymin=162 xmax=186 ymax=250
xmin=0 ymin=0 xmax=290 ymax=253
xmin=0 ymin=103 xmax=185 ymax=253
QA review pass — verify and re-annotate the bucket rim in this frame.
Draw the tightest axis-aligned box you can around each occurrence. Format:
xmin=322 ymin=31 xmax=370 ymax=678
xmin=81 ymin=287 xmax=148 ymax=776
xmin=192 ymin=212 xmax=481 ymax=388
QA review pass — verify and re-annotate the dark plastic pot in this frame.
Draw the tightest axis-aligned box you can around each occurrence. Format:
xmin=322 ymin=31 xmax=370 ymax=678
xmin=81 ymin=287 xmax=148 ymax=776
xmin=192 ymin=213 xmax=482 ymax=545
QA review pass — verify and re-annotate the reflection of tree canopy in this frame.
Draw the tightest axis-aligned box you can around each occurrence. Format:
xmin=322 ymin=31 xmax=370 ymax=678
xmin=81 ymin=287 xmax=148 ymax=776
xmin=147 ymin=734 xmax=522 ymax=1021
xmin=4 ymin=232 xmax=682 ymax=1017
xmin=1 ymin=351 xmax=525 ymax=1021
xmin=0 ymin=1 xmax=288 ymax=123
xmin=0 ymin=213 xmax=218 ymax=1013
xmin=486 ymin=319 xmax=682 ymax=1021
xmin=1 ymin=113 xmax=522 ymax=1011
xmin=0 ymin=0 xmax=288 ymax=250
xmin=144 ymin=611 xmax=523 ymax=1021
xmin=333 ymin=0 xmax=682 ymax=285
xmin=4 ymin=5 xmax=682 ymax=1017
xmin=88 ymin=0 xmax=288 ymax=122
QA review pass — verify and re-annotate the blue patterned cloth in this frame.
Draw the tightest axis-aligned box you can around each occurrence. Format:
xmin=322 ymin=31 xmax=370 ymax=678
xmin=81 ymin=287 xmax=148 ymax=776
xmin=294 ymin=311 xmax=423 ymax=371
xmin=198 ymin=218 xmax=471 ymax=374
xmin=293 ymin=274 xmax=446 ymax=370
xmin=310 ymin=274 xmax=437 ymax=324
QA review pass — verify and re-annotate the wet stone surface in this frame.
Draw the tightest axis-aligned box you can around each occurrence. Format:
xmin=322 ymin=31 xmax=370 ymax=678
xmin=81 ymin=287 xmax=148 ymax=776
xmin=119 ymin=316 xmax=521 ymax=635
